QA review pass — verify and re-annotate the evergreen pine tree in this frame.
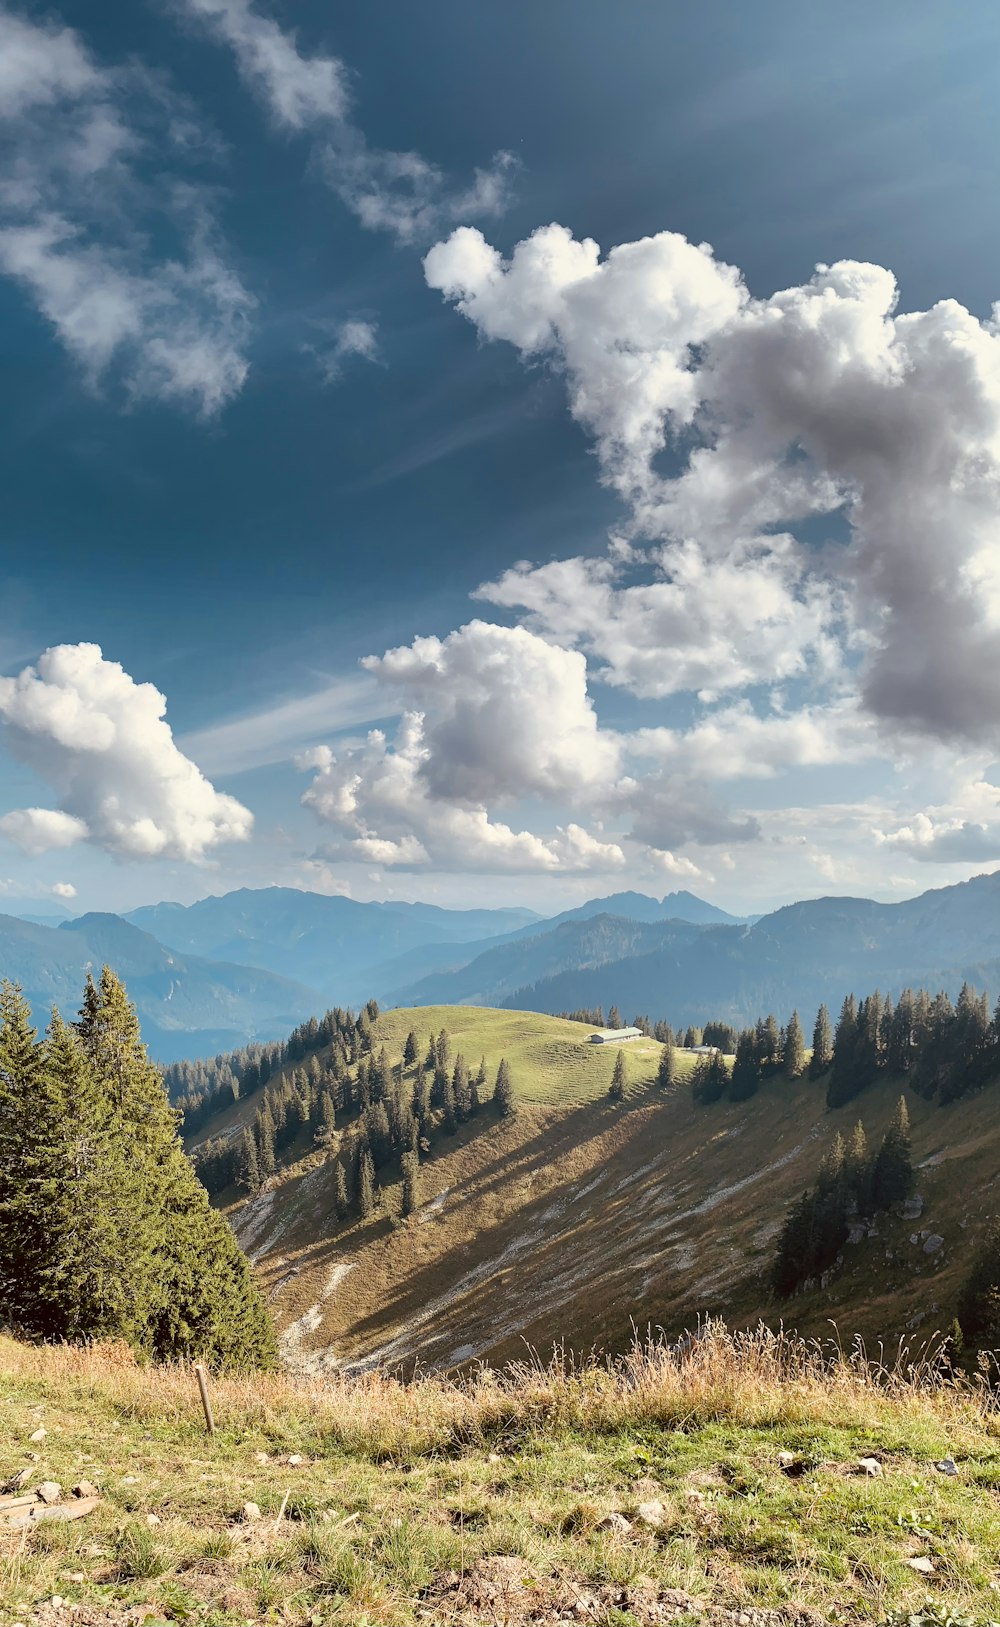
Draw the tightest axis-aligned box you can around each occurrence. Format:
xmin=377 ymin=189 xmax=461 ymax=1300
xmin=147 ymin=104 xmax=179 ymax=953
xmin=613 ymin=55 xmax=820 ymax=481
xmin=401 ymin=1150 xmax=419 ymax=1218
xmin=237 ymin=1126 xmax=261 ymax=1192
xmin=358 ymin=1146 xmax=376 ymax=1218
xmin=784 ymin=1011 xmax=806 ymax=1079
xmin=656 ymin=1038 xmax=676 ymax=1091
xmin=403 ymin=1031 xmax=419 ymax=1068
xmin=809 ymin=1004 xmax=833 ymax=1079
xmin=493 ymin=1058 xmax=515 ymax=1118
xmin=870 ymin=1095 xmax=914 ymax=1209
xmin=609 ymin=1049 xmax=627 ymax=1100
xmin=334 ymin=1160 xmax=350 ymax=1221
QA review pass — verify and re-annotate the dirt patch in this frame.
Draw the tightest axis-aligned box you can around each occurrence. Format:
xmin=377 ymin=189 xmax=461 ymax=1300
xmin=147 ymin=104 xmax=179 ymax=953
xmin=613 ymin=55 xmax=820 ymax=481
xmin=420 ymin=1556 xmax=835 ymax=1626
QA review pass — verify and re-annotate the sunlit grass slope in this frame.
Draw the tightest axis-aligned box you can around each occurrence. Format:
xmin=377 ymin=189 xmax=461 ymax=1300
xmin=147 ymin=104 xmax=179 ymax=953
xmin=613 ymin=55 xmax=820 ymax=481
xmin=372 ymin=1005 xmax=685 ymax=1105
xmin=4 ymin=1325 xmax=1000 ymax=1625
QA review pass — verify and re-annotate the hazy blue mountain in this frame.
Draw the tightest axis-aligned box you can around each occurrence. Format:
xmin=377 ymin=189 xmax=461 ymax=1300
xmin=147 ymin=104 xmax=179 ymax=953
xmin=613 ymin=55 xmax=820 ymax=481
xmin=392 ymin=872 xmax=1000 ymax=1024
xmin=0 ymin=912 xmax=322 ymax=1063
xmin=124 ymin=887 xmax=540 ymax=1004
xmin=546 ymin=889 xmax=743 ymax=928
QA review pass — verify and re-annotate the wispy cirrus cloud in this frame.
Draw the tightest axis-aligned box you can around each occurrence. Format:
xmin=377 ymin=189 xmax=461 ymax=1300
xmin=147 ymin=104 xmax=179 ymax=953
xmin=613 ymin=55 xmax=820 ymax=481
xmin=174 ymin=0 xmax=515 ymax=246
xmin=0 ymin=3 xmax=253 ymax=415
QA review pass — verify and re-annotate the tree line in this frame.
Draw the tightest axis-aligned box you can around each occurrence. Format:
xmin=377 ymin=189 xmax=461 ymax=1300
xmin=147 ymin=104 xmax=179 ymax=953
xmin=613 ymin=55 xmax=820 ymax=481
xmin=0 ymin=973 xmax=275 ymax=1370
xmin=193 ymin=1020 xmax=516 ymax=1231
xmin=771 ymin=1099 xmax=914 ymax=1297
xmin=164 ymin=1001 xmax=382 ymax=1137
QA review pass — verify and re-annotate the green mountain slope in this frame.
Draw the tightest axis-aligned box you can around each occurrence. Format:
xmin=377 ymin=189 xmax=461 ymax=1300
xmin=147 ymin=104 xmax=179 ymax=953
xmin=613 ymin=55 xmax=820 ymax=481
xmin=214 ymin=1004 xmax=998 ymax=1381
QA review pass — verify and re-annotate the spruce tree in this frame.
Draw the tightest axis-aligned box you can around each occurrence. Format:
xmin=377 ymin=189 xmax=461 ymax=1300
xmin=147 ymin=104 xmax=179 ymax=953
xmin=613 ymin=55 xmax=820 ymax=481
xmin=401 ymin=1150 xmax=419 ymax=1218
xmin=870 ymin=1096 xmax=914 ymax=1209
xmin=784 ymin=1011 xmax=806 ymax=1079
xmin=493 ymin=1058 xmax=515 ymax=1118
xmin=609 ymin=1049 xmax=627 ymax=1100
xmin=334 ymin=1160 xmax=350 ymax=1221
xmin=656 ymin=1038 xmax=676 ymax=1091
xmin=404 ymin=1030 xmax=419 ymax=1068
xmin=809 ymin=1004 xmax=833 ymax=1079
xmin=237 ymin=1126 xmax=261 ymax=1192
xmin=358 ymin=1146 xmax=376 ymax=1218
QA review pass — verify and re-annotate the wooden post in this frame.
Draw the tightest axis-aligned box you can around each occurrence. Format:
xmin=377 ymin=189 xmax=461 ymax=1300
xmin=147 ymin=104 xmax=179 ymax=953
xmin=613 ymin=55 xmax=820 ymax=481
xmin=194 ymin=1363 xmax=216 ymax=1436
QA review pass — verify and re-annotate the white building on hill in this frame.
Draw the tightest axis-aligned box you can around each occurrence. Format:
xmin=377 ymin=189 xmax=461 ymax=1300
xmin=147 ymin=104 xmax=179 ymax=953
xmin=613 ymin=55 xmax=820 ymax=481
xmin=587 ymin=1026 xmax=643 ymax=1045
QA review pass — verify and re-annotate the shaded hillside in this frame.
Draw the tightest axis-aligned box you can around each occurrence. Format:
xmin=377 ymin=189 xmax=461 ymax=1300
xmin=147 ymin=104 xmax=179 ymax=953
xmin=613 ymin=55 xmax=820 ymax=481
xmin=0 ymin=912 xmax=321 ymax=1062
xmin=395 ymin=872 xmax=1000 ymax=1025
xmin=214 ymin=1002 xmax=1000 ymax=1381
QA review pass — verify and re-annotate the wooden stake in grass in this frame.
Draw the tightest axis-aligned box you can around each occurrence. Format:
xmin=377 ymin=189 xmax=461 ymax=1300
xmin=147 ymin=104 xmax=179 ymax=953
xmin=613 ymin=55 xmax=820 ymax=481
xmin=194 ymin=1364 xmax=216 ymax=1436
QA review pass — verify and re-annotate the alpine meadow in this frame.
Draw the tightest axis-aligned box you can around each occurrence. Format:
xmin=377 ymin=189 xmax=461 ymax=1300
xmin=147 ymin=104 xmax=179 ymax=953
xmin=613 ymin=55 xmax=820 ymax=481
xmin=6 ymin=3 xmax=1000 ymax=1625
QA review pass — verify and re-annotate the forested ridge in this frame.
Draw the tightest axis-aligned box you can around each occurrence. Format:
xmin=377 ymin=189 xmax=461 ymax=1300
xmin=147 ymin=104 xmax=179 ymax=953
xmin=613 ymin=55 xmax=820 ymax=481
xmin=193 ymin=1004 xmax=516 ymax=1234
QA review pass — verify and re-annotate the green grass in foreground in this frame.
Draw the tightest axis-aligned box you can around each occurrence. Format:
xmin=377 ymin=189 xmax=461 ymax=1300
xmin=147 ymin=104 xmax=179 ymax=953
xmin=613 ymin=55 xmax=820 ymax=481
xmin=373 ymin=1006 xmax=685 ymax=1106
xmin=2 ymin=1326 xmax=1000 ymax=1625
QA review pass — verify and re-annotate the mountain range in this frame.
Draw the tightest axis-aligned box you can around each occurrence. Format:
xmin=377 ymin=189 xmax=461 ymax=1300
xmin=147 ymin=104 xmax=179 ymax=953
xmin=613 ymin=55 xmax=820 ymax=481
xmin=3 ymin=873 xmax=1000 ymax=1061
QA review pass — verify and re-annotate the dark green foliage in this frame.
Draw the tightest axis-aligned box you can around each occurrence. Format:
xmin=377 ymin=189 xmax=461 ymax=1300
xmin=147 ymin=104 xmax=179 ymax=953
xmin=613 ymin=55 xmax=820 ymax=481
xmin=691 ymin=1048 xmax=728 ymax=1104
xmin=493 ymin=1057 xmax=514 ymax=1118
xmin=0 ymin=973 xmax=276 ymax=1371
xmin=728 ymin=1029 xmax=761 ymax=1101
xmin=869 ymin=1096 xmax=913 ymax=1209
xmin=656 ymin=1039 xmax=676 ymax=1090
xmin=358 ymin=1146 xmax=376 ymax=1218
xmin=810 ymin=1004 xmax=833 ymax=1078
xmin=784 ymin=1010 xmax=806 ymax=1079
xmin=772 ymin=1104 xmax=913 ymax=1297
xmin=403 ymin=1030 xmax=419 ymax=1067
xmin=333 ymin=1159 xmax=350 ymax=1220
xmin=400 ymin=1151 xmax=419 ymax=1218
xmin=608 ymin=1049 xmax=626 ymax=1100
xmin=958 ymin=1220 xmax=1000 ymax=1349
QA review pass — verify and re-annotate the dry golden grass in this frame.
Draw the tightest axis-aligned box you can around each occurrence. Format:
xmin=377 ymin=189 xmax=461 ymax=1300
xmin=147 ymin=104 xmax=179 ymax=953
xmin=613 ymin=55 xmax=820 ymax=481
xmin=5 ymin=1325 xmax=1000 ymax=1623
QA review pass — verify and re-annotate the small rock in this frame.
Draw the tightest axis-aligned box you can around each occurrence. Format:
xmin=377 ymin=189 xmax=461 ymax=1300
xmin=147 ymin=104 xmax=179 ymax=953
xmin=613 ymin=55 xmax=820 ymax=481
xmin=924 ymin=1234 xmax=944 ymax=1255
xmin=253 ymin=1451 xmax=269 ymax=1465
xmin=857 ymin=1457 xmax=882 ymax=1477
xmin=635 ymin=1499 xmax=666 ymax=1528
xmin=65 ymin=1573 xmax=85 ymax=1585
xmin=72 ymin=1479 xmax=98 ymax=1500
xmin=287 ymin=1453 xmax=305 ymax=1466
xmin=934 ymin=1456 xmax=958 ymax=1476
xmin=50 ymin=1598 xmax=64 ymax=1610
xmin=241 ymin=1502 xmax=262 ymax=1522
xmin=901 ymin=1195 xmax=924 ymax=1220
xmin=122 ymin=1474 xmax=139 ymax=1485
xmin=28 ymin=1427 xmax=46 ymax=1444
xmin=907 ymin=1556 xmax=935 ymax=1574
xmin=145 ymin=1513 xmax=161 ymax=1527
xmin=37 ymin=1481 xmax=62 ymax=1505
xmin=597 ymin=1512 xmax=633 ymax=1534
xmin=777 ymin=1451 xmax=808 ymax=1477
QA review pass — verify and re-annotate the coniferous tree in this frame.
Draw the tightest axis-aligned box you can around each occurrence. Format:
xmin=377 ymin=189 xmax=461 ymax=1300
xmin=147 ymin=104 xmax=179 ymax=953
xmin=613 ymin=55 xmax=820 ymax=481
xmin=3 ymin=973 xmax=275 ymax=1369
xmin=400 ymin=1150 xmax=419 ymax=1218
xmin=870 ymin=1096 xmax=914 ymax=1209
xmin=441 ymin=1071 xmax=458 ymax=1134
xmin=827 ymin=995 xmax=860 ymax=1108
xmin=846 ymin=1120 xmax=870 ymax=1211
xmin=608 ymin=1005 xmax=622 ymax=1030
xmin=809 ymin=1004 xmax=833 ymax=1079
xmin=494 ymin=1058 xmax=515 ymax=1118
xmin=656 ymin=1038 xmax=676 ymax=1091
xmin=609 ymin=1049 xmax=626 ymax=1100
xmin=452 ymin=1054 xmax=472 ymax=1121
xmin=728 ymin=1029 xmax=761 ymax=1101
xmin=334 ymin=1160 xmax=350 ymax=1221
xmin=237 ymin=1126 xmax=261 ymax=1192
xmin=358 ymin=1146 xmax=376 ymax=1218
xmin=403 ymin=1030 xmax=419 ymax=1067
xmin=784 ymin=1011 xmax=806 ymax=1079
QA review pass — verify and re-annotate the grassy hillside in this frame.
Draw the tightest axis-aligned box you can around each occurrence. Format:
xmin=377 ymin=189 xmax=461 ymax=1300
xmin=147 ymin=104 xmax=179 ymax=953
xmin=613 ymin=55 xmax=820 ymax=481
xmin=4 ymin=1326 xmax=1000 ymax=1626
xmin=205 ymin=1005 xmax=1000 ymax=1388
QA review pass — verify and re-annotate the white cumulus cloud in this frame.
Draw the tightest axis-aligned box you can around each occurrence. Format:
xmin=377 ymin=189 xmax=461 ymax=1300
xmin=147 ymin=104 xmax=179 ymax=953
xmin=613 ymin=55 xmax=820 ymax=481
xmin=0 ymin=643 xmax=253 ymax=861
xmin=426 ymin=222 xmax=1000 ymax=744
xmin=296 ymin=620 xmax=625 ymax=874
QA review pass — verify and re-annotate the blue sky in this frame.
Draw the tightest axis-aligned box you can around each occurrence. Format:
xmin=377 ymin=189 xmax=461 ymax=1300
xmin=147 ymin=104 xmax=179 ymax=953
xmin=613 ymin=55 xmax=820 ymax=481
xmin=2 ymin=0 xmax=1000 ymax=916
